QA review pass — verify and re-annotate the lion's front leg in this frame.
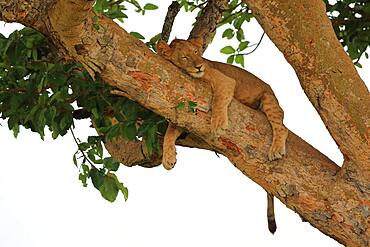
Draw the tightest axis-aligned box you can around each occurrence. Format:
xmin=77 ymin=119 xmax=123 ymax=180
xmin=208 ymin=70 xmax=236 ymax=134
xmin=162 ymin=122 xmax=183 ymax=170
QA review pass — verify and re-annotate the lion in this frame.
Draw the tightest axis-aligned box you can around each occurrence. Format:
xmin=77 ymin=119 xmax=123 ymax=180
xmin=157 ymin=37 xmax=288 ymax=168
xmin=157 ymin=37 xmax=288 ymax=233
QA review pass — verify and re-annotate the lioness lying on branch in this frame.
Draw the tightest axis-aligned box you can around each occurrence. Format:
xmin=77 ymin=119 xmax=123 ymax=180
xmin=157 ymin=37 xmax=288 ymax=169
xmin=157 ymin=38 xmax=288 ymax=234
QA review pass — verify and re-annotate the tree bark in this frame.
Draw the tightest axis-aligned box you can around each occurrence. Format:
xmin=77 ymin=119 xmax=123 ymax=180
xmin=0 ymin=1 xmax=369 ymax=246
xmin=243 ymin=0 xmax=370 ymax=190
xmin=189 ymin=0 xmax=228 ymax=51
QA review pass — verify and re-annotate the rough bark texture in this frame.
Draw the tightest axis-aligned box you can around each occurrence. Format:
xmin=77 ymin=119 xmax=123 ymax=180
xmin=106 ymin=0 xmax=219 ymax=168
xmin=243 ymin=0 xmax=370 ymax=190
xmin=105 ymin=131 xmax=212 ymax=168
xmin=189 ymin=0 xmax=228 ymax=51
xmin=0 ymin=1 xmax=369 ymax=246
xmin=160 ymin=1 xmax=180 ymax=43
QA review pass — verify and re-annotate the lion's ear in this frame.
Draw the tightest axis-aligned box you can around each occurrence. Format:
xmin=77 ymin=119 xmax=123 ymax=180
xmin=156 ymin=40 xmax=172 ymax=59
xmin=188 ymin=37 xmax=204 ymax=49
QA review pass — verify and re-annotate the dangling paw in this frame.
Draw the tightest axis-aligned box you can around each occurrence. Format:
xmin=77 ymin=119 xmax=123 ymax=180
xmin=162 ymin=145 xmax=177 ymax=170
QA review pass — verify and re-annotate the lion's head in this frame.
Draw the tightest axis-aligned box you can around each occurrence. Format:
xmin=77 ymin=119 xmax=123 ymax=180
xmin=157 ymin=37 xmax=205 ymax=78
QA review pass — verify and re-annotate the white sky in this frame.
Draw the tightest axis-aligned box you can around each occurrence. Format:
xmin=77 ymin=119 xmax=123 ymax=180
xmin=0 ymin=1 xmax=369 ymax=246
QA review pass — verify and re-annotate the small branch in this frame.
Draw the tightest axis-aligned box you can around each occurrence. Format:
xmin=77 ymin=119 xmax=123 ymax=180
xmin=217 ymin=3 xmax=244 ymax=26
xmin=330 ymin=16 xmax=370 ymax=27
xmin=70 ymin=127 xmax=96 ymax=168
xmin=239 ymin=32 xmax=265 ymax=56
xmin=110 ymin=89 xmax=131 ymax=98
xmin=189 ymin=0 xmax=228 ymax=53
xmin=161 ymin=1 xmax=181 ymax=42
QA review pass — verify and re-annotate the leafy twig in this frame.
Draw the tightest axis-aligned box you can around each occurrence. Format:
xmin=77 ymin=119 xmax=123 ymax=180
xmin=239 ymin=32 xmax=265 ymax=56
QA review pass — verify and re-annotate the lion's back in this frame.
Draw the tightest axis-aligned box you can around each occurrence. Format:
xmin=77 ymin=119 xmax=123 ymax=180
xmin=205 ymin=59 xmax=273 ymax=108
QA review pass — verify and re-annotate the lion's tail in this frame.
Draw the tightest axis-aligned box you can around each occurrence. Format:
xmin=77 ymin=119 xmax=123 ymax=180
xmin=267 ymin=192 xmax=277 ymax=234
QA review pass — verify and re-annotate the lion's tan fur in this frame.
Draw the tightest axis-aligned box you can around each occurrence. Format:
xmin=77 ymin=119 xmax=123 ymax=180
xmin=157 ymin=38 xmax=288 ymax=170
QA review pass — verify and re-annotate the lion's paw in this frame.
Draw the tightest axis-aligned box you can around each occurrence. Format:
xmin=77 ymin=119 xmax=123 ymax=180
xmin=268 ymin=141 xmax=286 ymax=161
xmin=211 ymin=115 xmax=228 ymax=135
xmin=162 ymin=145 xmax=177 ymax=170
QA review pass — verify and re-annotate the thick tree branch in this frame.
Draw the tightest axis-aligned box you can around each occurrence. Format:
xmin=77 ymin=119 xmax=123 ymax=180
xmin=1 ymin=1 xmax=369 ymax=245
xmin=189 ymin=0 xmax=228 ymax=52
xmin=243 ymin=0 xmax=370 ymax=188
xmin=108 ymin=0 xmax=217 ymax=168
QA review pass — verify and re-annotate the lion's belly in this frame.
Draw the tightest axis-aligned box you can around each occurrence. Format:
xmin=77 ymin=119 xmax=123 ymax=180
xmin=234 ymin=83 xmax=265 ymax=109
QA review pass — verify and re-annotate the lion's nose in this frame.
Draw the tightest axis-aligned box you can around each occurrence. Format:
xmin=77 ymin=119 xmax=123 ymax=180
xmin=195 ymin=64 xmax=204 ymax=71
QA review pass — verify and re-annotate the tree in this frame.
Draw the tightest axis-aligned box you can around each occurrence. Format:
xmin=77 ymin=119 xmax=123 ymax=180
xmin=0 ymin=0 xmax=369 ymax=246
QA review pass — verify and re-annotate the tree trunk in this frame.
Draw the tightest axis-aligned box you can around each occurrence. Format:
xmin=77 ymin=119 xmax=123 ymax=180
xmin=0 ymin=1 xmax=369 ymax=246
xmin=244 ymin=0 xmax=370 ymax=188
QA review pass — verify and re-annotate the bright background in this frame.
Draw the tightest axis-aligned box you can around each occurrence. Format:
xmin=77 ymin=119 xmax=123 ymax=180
xmin=0 ymin=1 xmax=369 ymax=246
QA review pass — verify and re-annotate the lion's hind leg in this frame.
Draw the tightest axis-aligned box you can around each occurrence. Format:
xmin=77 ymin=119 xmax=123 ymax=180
xmin=260 ymin=93 xmax=288 ymax=161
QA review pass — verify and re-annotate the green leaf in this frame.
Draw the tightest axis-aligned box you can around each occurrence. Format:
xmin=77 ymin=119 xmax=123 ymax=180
xmin=130 ymin=32 xmax=145 ymax=40
xmin=82 ymin=164 xmax=90 ymax=174
xmin=115 ymin=179 xmax=128 ymax=201
xmin=144 ymin=3 xmax=158 ymax=10
xmin=238 ymin=41 xmax=249 ymax=51
xmin=227 ymin=55 xmax=235 ymax=64
xmin=188 ymin=101 xmax=197 ymax=113
xmin=235 ymin=54 xmax=245 ymax=67
xmin=79 ymin=164 xmax=90 ymax=187
xmin=12 ymin=123 xmax=20 ymax=138
xmin=176 ymin=101 xmax=185 ymax=110
xmin=149 ymin=33 xmax=161 ymax=44
xmin=233 ymin=14 xmax=248 ymax=30
xmin=355 ymin=62 xmax=362 ymax=68
xmin=90 ymin=167 xmax=105 ymax=189
xmin=222 ymin=29 xmax=234 ymax=39
xmin=79 ymin=173 xmax=88 ymax=187
xmin=78 ymin=142 xmax=90 ymax=151
xmin=99 ymin=175 xmax=119 ymax=202
xmin=220 ymin=46 xmax=235 ymax=55
xmin=103 ymin=157 xmax=120 ymax=172
xmin=105 ymin=10 xmax=128 ymax=20
xmin=123 ymin=123 xmax=137 ymax=141
xmin=92 ymin=15 xmax=100 ymax=31
xmin=32 ymin=49 xmax=38 ymax=60
xmin=93 ymin=0 xmax=104 ymax=13
xmin=236 ymin=29 xmax=245 ymax=42
xmin=144 ymin=124 xmax=158 ymax=155
xmin=73 ymin=152 xmax=78 ymax=167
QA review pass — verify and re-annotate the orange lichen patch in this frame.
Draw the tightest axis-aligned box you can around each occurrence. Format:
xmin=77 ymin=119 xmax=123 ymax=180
xmin=361 ymin=200 xmax=370 ymax=207
xmin=220 ymin=137 xmax=241 ymax=154
xmin=295 ymin=195 xmax=325 ymax=212
xmin=19 ymin=11 xmax=28 ymax=18
xmin=195 ymin=98 xmax=210 ymax=112
xmin=184 ymin=81 xmax=196 ymax=93
xmin=332 ymin=212 xmax=344 ymax=223
xmin=128 ymin=71 xmax=160 ymax=92
xmin=245 ymin=124 xmax=256 ymax=132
